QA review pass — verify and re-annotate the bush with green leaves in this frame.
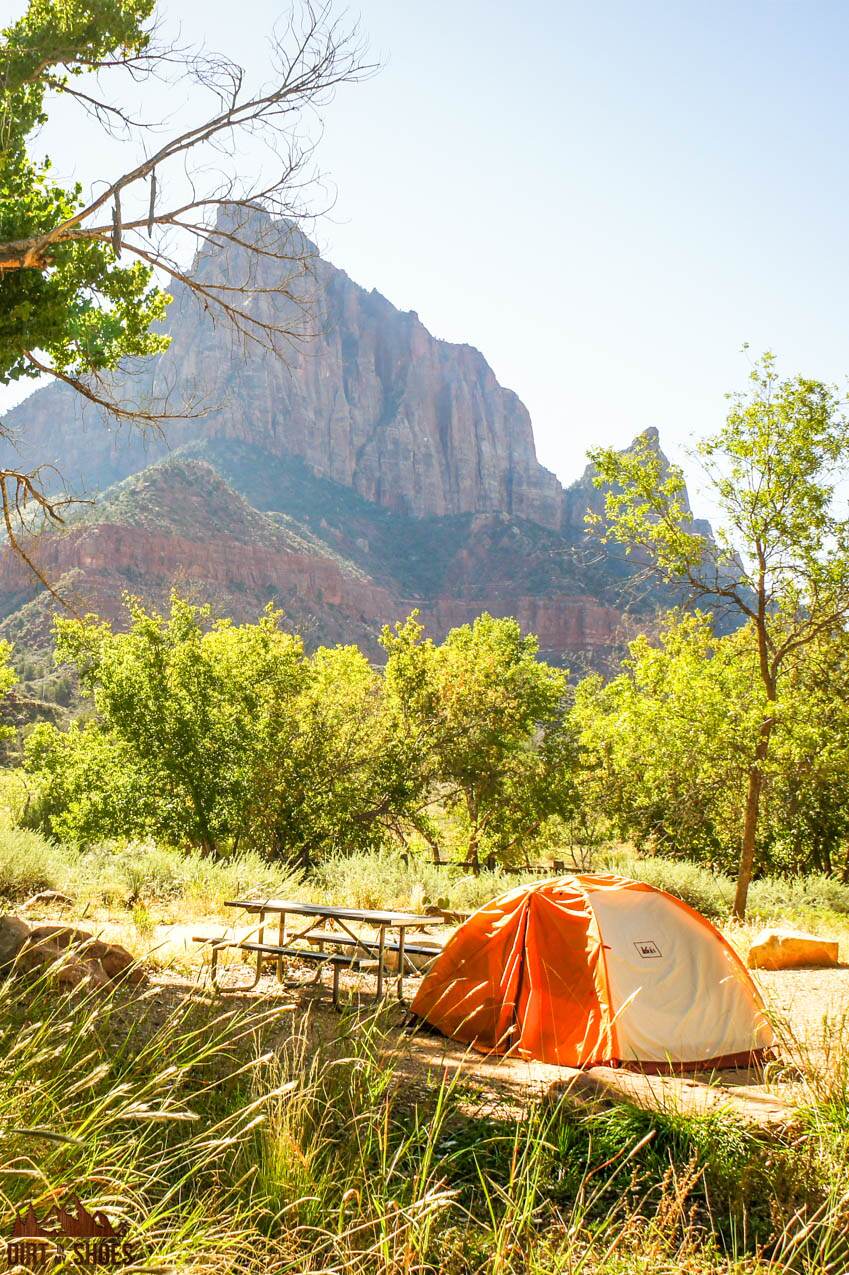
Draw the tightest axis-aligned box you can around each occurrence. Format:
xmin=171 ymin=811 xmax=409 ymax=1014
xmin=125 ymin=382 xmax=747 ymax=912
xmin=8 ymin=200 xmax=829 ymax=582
xmin=24 ymin=596 xmax=583 ymax=871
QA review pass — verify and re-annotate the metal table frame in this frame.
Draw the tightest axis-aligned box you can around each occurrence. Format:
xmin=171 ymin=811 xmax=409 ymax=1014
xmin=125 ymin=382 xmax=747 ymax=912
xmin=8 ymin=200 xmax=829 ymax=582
xmin=220 ymin=897 xmax=435 ymax=1000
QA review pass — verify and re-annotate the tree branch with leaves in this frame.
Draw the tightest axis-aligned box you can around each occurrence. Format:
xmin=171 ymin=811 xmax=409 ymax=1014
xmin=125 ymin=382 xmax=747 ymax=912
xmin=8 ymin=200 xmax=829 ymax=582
xmin=0 ymin=0 xmax=371 ymax=567
xmin=588 ymin=352 xmax=849 ymax=917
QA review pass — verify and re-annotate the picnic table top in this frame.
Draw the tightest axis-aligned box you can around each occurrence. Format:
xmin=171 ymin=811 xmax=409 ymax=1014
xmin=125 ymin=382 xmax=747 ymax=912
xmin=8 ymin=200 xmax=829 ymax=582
xmin=224 ymin=898 xmax=436 ymax=927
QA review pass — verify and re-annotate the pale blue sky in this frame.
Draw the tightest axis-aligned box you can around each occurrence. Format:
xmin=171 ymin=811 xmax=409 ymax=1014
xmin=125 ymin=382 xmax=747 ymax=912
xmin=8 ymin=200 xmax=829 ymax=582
xmin=5 ymin=0 xmax=849 ymax=510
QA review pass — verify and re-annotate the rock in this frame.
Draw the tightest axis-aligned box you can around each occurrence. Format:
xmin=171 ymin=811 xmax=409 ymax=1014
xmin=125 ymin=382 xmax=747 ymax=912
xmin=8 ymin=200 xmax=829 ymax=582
xmin=0 ymin=915 xmax=32 ymax=966
xmin=56 ymin=957 xmax=109 ymax=989
xmin=0 ymin=212 xmax=707 ymax=670
xmin=20 ymin=889 xmax=73 ymax=911
xmin=99 ymin=943 xmax=143 ymax=983
xmin=0 ymin=919 xmax=145 ymax=987
xmin=29 ymin=923 xmax=109 ymax=954
xmin=747 ymin=929 xmax=839 ymax=970
xmin=27 ymin=925 xmax=144 ymax=985
xmin=437 ymin=909 xmax=472 ymax=926
xmin=16 ymin=941 xmax=108 ymax=988
xmin=0 ymin=211 xmax=566 ymax=529
xmin=382 ymin=945 xmax=442 ymax=974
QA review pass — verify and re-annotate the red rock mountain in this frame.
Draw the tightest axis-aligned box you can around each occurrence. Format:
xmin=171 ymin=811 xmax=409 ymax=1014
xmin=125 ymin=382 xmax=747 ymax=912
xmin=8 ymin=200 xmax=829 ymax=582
xmin=0 ymin=213 xmax=694 ymax=664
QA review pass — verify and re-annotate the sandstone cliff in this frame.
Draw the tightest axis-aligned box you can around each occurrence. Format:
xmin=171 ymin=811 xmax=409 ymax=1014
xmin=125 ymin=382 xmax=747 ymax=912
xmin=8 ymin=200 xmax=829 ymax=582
xmin=0 ymin=213 xmax=703 ymax=665
xmin=0 ymin=457 xmax=628 ymax=666
xmin=2 ymin=211 xmax=566 ymax=527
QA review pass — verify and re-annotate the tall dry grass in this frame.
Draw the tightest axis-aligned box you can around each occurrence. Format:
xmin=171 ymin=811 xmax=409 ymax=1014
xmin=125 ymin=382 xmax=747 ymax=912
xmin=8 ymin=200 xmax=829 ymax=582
xmin=0 ymin=942 xmax=847 ymax=1274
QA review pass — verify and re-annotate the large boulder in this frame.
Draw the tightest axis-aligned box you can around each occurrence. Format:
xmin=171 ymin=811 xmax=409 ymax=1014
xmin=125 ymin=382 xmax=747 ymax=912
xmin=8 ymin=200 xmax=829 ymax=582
xmin=27 ymin=925 xmax=144 ymax=985
xmin=16 ymin=941 xmax=110 ymax=989
xmin=748 ymin=929 xmax=839 ymax=970
xmin=0 ymin=918 xmax=144 ymax=987
xmin=0 ymin=915 xmax=32 ymax=967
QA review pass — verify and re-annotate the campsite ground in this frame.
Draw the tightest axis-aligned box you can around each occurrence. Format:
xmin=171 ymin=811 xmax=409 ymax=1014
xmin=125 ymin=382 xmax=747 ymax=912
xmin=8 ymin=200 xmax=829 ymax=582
xmin=18 ymin=893 xmax=849 ymax=1121
xmin=8 ymin=870 xmax=849 ymax=1272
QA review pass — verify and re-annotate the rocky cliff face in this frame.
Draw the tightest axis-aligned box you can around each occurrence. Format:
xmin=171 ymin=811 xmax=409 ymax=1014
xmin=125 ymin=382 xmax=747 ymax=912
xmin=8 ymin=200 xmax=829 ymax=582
xmin=0 ymin=213 xmax=702 ymax=665
xmin=3 ymin=211 xmax=565 ymax=527
xmin=0 ymin=458 xmax=628 ymax=665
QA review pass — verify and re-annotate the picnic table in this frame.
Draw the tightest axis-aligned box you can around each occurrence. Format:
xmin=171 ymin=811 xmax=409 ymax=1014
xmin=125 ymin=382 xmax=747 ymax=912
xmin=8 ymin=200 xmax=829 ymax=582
xmin=196 ymin=898 xmax=438 ymax=1006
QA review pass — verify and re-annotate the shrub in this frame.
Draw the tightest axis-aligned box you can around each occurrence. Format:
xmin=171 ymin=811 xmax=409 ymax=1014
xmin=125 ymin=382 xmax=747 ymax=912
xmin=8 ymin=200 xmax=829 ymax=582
xmin=0 ymin=819 xmax=76 ymax=900
xmin=306 ymin=847 xmax=510 ymax=914
xmin=597 ymin=846 xmax=849 ymax=925
xmin=597 ymin=847 xmax=734 ymax=918
xmin=70 ymin=840 xmax=297 ymax=913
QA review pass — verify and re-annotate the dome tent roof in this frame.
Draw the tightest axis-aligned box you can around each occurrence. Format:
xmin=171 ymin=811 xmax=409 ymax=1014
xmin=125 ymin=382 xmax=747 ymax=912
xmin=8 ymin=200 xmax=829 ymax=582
xmin=411 ymin=873 xmax=772 ymax=1070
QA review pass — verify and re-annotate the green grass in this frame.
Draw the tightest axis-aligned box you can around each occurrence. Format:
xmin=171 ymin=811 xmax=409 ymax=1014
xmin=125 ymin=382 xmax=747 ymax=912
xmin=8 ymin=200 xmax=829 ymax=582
xmin=597 ymin=845 xmax=849 ymax=929
xmin=0 ymin=960 xmax=845 ymax=1274
xmin=5 ymin=819 xmax=849 ymax=943
xmin=4 ymin=805 xmax=849 ymax=1270
xmin=0 ymin=821 xmax=295 ymax=918
xmin=304 ymin=846 xmax=510 ymax=915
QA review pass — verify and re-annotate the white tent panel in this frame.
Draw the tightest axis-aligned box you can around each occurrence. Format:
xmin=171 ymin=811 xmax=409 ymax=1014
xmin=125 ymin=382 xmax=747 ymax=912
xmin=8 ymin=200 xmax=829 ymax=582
xmin=587 ymin=887 xmax=772 ymax=1064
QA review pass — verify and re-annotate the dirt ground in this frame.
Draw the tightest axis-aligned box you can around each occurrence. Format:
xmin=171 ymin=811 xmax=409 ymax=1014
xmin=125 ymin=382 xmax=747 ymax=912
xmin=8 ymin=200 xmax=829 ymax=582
xmin=754 ymin=964 xmax=849 ymax=1037
xmin=25 ymin=907 xmax=849 ymax=1126
xmin=142 ymin=943 xmax=849 ymax=1127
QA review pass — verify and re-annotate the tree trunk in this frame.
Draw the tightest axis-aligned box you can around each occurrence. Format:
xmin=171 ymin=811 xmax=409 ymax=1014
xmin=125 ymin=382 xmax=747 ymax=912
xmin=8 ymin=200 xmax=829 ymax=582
xmin=841 ymin=842 xmax=849 ymax=884
xmin=733 ymin=717 xmax=774 ymax=920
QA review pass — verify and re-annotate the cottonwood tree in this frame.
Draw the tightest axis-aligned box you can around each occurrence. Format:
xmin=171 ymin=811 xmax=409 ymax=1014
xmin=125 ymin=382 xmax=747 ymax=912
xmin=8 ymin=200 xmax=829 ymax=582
xmin=40 ymin=595 xmax=310 ymax=853
xmin=25 ymin=595 xmax=421 ymax=860
xmin=0 ymin=0 xmax=370 ymax=579
xmin=572 ymin=613 xmax=767 ymax=874
xmin=242 ymin=643 xmax=423 ymax=868
xmin=589 ymin=353 xmax=849 ymax=917
xmin=382 ymin=612 xmax=578 ymax=871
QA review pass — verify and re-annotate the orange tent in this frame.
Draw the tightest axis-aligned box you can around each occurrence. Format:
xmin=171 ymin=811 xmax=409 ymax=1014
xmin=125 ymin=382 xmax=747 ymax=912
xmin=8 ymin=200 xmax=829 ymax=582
xmin=411 ymin=873 xmax=772 ymax=1070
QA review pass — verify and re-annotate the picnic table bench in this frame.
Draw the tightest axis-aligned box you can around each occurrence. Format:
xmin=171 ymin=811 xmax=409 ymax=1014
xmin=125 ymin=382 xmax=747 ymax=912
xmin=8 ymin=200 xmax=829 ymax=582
xmin=194 ymin=898 xmax=438 ymax=1007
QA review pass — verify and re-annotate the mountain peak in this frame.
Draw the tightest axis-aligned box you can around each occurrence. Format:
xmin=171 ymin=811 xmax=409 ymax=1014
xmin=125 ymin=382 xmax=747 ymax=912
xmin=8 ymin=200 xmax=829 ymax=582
xmin=0 ymin=225 xmax=706 ymax=666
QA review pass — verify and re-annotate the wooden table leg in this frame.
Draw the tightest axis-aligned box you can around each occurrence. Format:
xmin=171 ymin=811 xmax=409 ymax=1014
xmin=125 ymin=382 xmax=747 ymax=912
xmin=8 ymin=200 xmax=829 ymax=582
xmin=376 ymin=925 xmax=386 ymax=999
xmin=396 ymin=926 xmax=406 ymax=1001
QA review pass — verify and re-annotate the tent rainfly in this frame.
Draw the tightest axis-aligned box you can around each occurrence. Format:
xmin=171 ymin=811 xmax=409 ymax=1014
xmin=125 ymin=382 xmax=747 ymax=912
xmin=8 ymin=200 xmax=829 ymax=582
xmin=411 ymin=874 xmax=773 ymax=1070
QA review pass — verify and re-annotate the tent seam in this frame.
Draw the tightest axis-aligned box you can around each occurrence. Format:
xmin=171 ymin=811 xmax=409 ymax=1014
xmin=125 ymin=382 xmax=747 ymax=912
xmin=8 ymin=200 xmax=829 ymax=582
xmin=581 ymin=881 xmax=620 ymax=1065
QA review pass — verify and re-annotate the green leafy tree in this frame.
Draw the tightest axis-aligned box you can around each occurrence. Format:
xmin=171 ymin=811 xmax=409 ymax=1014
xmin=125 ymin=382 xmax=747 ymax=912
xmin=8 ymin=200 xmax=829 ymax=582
xmin=242 ymin=644 xmax=421 ymax=868
xmin=0 ymin=1 xmax=367 ymax=564
xmin=574 ymin=613 xmax=849 ymax=881
xmin=589 ymin=353 xmax=849 ymax=916
xmin=763 ymin=630 xmax=849 ymax=877
xmin=0 ymin=638 xmax=18 ymax=747
xmin=25 ymin=595 xmax=422 ymax=862
xmin=382 ymin=612 xmax=578 ymax=871
xmin=24 ymin=717 xmax=151 ymax=844
xmin=573 ymin=613 xmax=767 ymax=873
xmin=46 ymin=594 xmax=308 ymax=853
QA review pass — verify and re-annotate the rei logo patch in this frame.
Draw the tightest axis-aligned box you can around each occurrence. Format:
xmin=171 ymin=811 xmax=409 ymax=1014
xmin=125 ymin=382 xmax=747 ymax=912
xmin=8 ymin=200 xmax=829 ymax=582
xmin=633 ymin=939 xmax=662 ymax=959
